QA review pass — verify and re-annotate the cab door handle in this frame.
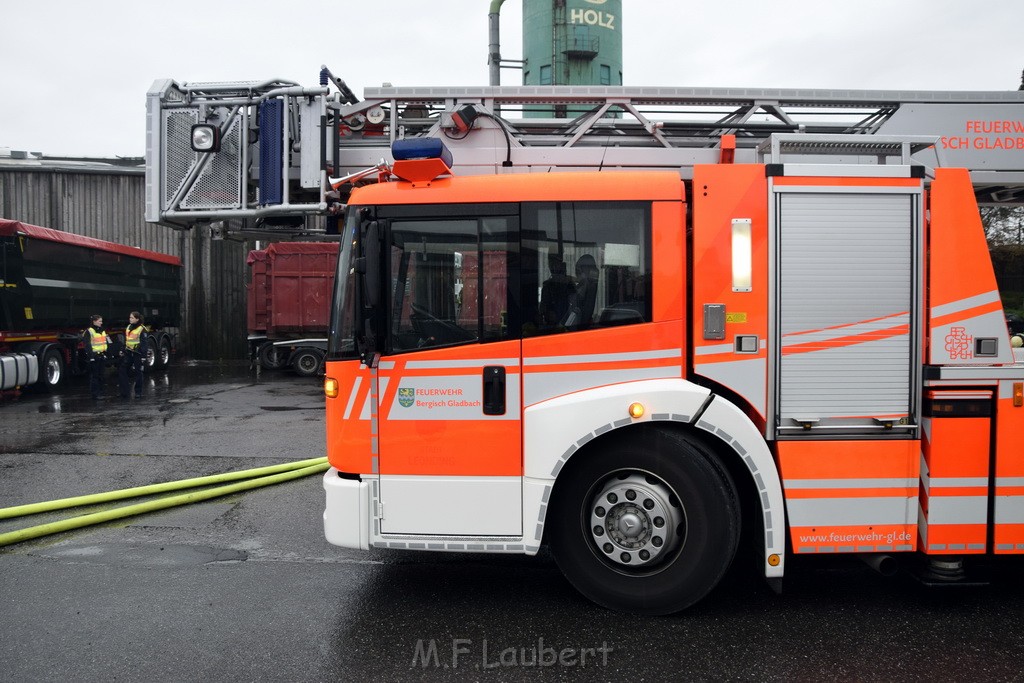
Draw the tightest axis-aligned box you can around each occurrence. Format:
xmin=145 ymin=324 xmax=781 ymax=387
xmin=483 ymin=366 xmax=506 ymax=416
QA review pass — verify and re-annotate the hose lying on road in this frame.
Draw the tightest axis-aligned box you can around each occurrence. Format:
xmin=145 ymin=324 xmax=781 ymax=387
xmin=0 ymin=456 xmax=328 ymax=520
xmin=0 ymin=457 xmax=329 ymax=548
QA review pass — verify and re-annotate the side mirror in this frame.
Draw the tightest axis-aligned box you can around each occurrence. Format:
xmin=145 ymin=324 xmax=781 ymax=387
xmin=354 ymin=219 xmax=382 ymax=364
xmin=361 ymin=220 xmax=381 ymax=309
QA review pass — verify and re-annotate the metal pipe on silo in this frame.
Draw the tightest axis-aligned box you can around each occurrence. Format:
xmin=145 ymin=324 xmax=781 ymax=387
xmin=489 ymin=0 xmax=506 ymax=86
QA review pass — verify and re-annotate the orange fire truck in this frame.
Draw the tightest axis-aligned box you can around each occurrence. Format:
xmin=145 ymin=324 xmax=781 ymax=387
xmin=146 ymin=79 xmax=1024 ymax=613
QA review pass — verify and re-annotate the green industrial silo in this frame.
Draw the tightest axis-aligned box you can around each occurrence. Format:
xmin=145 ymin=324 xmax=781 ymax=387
xmin=522 ymin=0 xmax=623 ymax=116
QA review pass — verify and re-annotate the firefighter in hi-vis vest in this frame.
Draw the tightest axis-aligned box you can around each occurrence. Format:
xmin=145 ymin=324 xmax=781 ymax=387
xmin=84 ymin=314 xmax=111 ymax=399
xmin=118 ymin=311 xmax=148 ymax=399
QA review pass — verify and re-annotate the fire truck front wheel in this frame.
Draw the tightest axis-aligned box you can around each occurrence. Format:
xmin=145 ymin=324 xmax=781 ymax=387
xmin=548 ymin=429 xmax=740 ymax=615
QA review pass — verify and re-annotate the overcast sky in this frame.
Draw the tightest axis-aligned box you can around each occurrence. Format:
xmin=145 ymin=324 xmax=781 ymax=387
xmin=2 ymin=0 xmax=1022 ymax=158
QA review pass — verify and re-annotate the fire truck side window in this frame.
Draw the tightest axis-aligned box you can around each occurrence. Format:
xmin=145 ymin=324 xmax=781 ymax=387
xmin=388 ymin=215 xmax=517 ymax=352
xmin=521 ymin=201 xmax=651 ymax=336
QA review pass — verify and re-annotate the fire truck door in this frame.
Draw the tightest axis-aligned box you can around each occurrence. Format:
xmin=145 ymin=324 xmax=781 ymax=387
xmin=375 ymin=213 xmax=523 ymax=537
xmin=770 ymin=179 xmax=923 ymax=437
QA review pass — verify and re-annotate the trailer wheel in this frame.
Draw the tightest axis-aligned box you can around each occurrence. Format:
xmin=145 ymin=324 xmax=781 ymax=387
xmin=40 ymin=348 xmax=65 ymax=389
xmin=258 ymin=343 xmax=286 ymax=371
xmin=548 ymin=429 xmax=740 ymax=615
xmin=154 ymin=335 xmax=172 ymax=369
xmin=291 ymin=348 xmax=324 ymax=377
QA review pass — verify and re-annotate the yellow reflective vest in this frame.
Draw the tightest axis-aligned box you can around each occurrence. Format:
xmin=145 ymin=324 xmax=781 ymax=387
xmin=88 ymin=328 xmax=109 ymax=354
xmin=125 ymin=324 xmax=144 ymax=350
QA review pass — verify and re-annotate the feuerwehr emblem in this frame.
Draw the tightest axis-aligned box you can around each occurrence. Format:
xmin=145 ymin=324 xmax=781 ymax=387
xmin=398 ymin=387 xmax=415 ymax=408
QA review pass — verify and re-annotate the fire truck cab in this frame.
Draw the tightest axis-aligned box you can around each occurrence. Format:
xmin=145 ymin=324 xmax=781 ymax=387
xmin=321 ymin=136 xmax=1024 ymax=614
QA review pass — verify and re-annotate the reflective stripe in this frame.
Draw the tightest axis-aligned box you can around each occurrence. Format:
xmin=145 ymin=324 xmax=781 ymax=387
xmin=366 ymin=376 xmax=387 ymax=421
xmin=931 ymin=290 xmax=1002 ymax=319
xmin=995 ymin=498 xmax=1024 ymax=524
xmin=691 ymin=356 xmax=767 ymax=418
xmin=405 ymin=358 xmax=519 ymax=370
xmin=925 ymin=476 xmax=989 ymax=488
xmin=786 ymin=497 xmax=914 ymax=527
xmin=343 ymin=376 xmax=363 ymax=420
xmin=525 ymin=366 xmax=678 ymax=407
xmin=525 ymin=348 xmax=681 ymax=366
xmin=926 ymin=496 xmax=988 ymax=525
xmin=695 ymin=343 xmax=734 ymax=356
xmin=784 ymin=477 xmax=916 ymax=490
xmin=781 ymin=312 xmax=910 ymax=352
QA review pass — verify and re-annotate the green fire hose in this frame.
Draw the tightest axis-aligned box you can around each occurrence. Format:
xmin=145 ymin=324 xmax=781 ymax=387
xmin=0 ymin=456 xmax=329 ymax=548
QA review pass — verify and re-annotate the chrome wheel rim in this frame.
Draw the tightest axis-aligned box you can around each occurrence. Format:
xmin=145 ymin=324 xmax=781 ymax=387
xmin=588 ymin=471 xmax=685 ymax=570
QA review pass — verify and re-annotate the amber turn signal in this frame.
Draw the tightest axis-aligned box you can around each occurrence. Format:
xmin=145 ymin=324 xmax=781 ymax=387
xmin=324 ymin=377 xmax=339 ymax=399
xmin=628 ymin=402 xmax=645 ymax=419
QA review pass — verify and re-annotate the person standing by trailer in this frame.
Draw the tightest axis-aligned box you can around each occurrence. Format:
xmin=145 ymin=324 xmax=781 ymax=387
xmin=84 ymin=314 xmax=111 ymax=400
xmin=119 ymin=311 xmax=148 ymax=399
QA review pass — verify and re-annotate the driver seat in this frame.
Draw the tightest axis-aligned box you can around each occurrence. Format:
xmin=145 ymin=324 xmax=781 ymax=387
xmin=561 ymin=254 xmax=599 ymax=329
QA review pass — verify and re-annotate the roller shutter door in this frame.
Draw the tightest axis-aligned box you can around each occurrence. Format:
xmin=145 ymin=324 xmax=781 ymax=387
xmin=776 ymin=192 xmax=917 ymax=435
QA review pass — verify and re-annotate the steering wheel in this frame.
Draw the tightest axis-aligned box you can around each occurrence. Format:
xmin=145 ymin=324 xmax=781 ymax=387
xmin=409 ymin=303 xmax=475 ymax=345
xmin=410 ymin=302 xmax=443 ymax=325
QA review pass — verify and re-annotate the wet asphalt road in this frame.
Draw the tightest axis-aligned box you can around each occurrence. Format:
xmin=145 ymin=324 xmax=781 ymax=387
xmin=2 ymin=363 xmax=1024 ymax=682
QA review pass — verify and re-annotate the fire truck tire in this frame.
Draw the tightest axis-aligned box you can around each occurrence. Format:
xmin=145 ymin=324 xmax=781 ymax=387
xmin=40 ymin=348 xmax=65 ymax=389
xmin=548 ymin=428 xmax=740 ymax=615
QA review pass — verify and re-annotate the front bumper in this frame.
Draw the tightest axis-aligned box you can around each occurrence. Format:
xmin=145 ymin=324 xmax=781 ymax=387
xmin=322 ymin=468 xmax=370 ymax=550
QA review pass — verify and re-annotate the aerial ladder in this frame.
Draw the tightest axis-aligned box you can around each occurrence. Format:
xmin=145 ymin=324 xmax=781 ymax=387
xmin=146 ymin=72 xmax=1024 ymax=237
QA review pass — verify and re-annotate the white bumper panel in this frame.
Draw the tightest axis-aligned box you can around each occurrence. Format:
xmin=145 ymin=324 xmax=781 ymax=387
xmin=323 ymin=469 xmax=370 ymax=550
xmin=379 ymin=476 xmax=522 ymax=536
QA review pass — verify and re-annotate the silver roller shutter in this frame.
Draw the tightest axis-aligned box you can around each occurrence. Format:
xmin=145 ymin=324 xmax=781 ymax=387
xmin=776 ymin=191 xmax=918 ymax=435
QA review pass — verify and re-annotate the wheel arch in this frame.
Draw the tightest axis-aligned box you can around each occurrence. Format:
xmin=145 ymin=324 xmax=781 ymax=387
xmin=524 ymin=379 xmax=785 ymax=579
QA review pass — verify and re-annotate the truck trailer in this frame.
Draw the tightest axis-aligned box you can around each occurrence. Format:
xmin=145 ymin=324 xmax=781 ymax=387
xmin=0 ymin=219 xmax=181 ymax=393
xmin=247 ymin=241 xmax=339 ymax=377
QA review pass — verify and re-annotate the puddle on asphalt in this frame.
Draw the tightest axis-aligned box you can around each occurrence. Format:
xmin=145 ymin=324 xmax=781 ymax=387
xmin=39 ymin=543 xmax=248 ymax=567
xmin=12 ymin=360 xmax=320 ymax=414
xmin=260 ymin=406 xmax=320 ymax=411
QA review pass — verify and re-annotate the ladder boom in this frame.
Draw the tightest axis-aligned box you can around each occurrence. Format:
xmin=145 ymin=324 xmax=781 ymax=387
xmin=145 ymin=79 xmax=1024 ymax=235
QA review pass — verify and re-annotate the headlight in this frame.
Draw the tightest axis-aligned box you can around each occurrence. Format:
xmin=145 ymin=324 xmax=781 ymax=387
xmin=191 ymin=124 xmax=221 ymax=152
